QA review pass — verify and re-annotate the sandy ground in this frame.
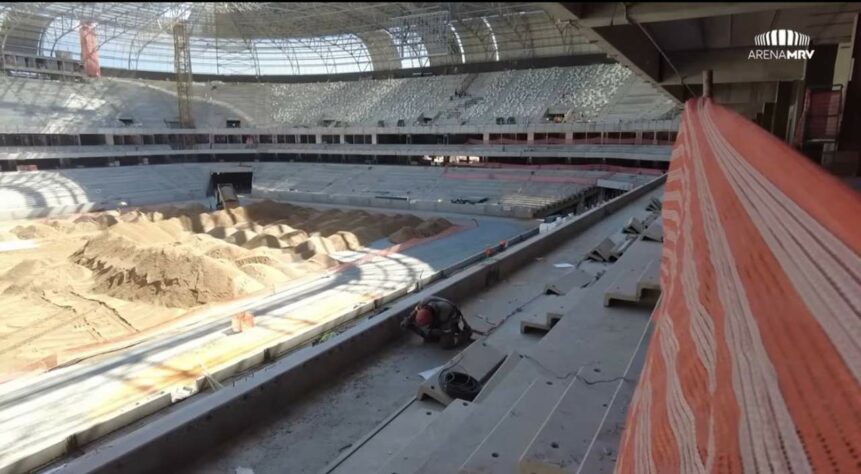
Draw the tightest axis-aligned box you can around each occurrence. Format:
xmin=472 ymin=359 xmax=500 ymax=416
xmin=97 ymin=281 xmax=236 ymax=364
xmin=0 ymin=201 xmax=452 ymax=376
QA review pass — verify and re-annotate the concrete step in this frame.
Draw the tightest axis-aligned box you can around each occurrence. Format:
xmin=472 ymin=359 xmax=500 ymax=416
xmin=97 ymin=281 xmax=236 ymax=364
xmin=413 ymin=358 xmax=540 ymax=474
xmin=417 ymin=339 xmax=506 ymax=407
xmin=459 ymin=376 xmax=567 ymax=473
xmin=544 ymin=269 xmax=593 ymax=296
xmin=621 ymin=216 xmax=645 ymax=235
xmin=519 ymin=297 xmax=574 ymax=335
xmin=328 ymin=399 xmax=444 ymax=474
xmin=520 ymin=312 xmax=553 ymax=334
xmin=603 ymin=240 xmax=662 ymax=307
xmin=518 ymin=323 xmax=654 ymax=474
xmin=645 ymin=196 xmax=662 ymax=212
xmin=635 ymin=259 xmax=661 ymax=298
xmin=473 ymin=352 xmax=522 ymax=404
xmin=380 ymin=400 xmax=477 ymax=474
xmin=642 ymin=218 xmax=663 ymax=242
xmin=586 ymin=238 xmax=615 ymax=262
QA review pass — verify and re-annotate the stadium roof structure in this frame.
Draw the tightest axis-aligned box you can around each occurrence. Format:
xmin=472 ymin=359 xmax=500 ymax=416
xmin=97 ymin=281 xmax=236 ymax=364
xmin=0 ymin=2 xmax=600 ymax=76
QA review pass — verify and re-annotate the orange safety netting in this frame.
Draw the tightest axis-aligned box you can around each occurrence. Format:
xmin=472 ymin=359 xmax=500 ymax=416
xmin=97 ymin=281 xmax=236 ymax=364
xmin=616 ymin=99 xmax=860 ymax=473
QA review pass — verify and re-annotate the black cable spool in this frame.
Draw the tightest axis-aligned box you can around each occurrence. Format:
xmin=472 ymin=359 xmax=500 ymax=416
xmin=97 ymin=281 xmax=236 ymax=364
xmin=438 ymin=368 xmax=482 ymax=402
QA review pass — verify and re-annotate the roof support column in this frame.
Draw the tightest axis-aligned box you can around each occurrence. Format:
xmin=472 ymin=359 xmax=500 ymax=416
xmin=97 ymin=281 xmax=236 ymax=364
xmin=79 ymin=22 xmax=100 ymax=78
xmin=703 ymin=70 xmax=713 ymax=99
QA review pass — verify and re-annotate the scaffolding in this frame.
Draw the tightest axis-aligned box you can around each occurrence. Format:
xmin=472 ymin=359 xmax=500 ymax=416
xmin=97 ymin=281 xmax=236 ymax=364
xmin=172 ymin=20 xmax=195 ymax=145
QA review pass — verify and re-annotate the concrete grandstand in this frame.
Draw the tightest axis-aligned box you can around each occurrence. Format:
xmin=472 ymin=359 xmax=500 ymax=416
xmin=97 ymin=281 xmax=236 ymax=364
xmin=0 ymin=3 xmax=857 ymax=474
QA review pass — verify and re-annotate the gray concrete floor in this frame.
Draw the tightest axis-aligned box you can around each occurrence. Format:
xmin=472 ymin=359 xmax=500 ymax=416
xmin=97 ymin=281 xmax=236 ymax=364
xmin=183 ymin=188 xmax=661 ymax=474
xmin=184 ymin=337 xmax=454 ymax=474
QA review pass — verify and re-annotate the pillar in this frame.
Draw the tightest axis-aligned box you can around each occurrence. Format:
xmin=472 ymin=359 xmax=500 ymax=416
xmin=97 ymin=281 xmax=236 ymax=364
xmin=762 ymin=103 xmax=775 ymax=131
xmin=703 ymin=70 xmax=713 ymax=99
xmin=564 ymin=132 xmax=573 ymax=144
xmin=527 ymin=132 xmax=535 ymax=145
xmin=772 ymin=81 xmax=794 ymax=141
xmin=315 ymin=134 xmax=322 ymax=144
xmin=371 ymin=134 xmax=378 ymax=145
xmin=79 ymin=22 xmax=100 ymax=78
xmin=837 ymin=13 xmax=861 ymax=175
xmin=483 ymin=132 xmax=490 ymax=145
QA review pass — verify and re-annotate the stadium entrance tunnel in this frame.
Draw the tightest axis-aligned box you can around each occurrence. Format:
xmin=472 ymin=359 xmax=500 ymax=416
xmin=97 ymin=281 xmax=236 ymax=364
xmin=210 ymin=171 xmax=253 ymax=195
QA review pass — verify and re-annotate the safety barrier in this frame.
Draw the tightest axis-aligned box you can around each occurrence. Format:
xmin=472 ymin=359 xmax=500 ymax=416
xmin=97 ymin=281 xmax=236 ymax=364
xmin=616 ymin=99 xmax=860 ymax=473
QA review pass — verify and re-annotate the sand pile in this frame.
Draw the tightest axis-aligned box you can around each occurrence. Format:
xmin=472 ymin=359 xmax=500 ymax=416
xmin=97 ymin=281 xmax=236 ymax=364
xmin=107 ymin=221 xmax=176 ymax=245
xmin=204 ymin=242 xmax=254 ymax=261
xmin=226 ymin=229 xmax=258 ymax=246
xmin=389 ymin=227 xmax=422 ymax=244
xmin=295 ymin=235 xmax=336 ymax=259
xmin=415 ymin=218 xmax=453 ymax=237
xmin=11 ymin=223 xmax=58 ymax=240
xmin=72 ymin=233 xmax=264 ymax=308
xmin=96 ymin=213 xmax=120 ymax=227
xmin=243 ymin=200 xmax=296 ymax=221
xmin=45 ymin=219 xmax=102 ymax=234
xmin=1 ymin=259 xmax=91 ymax=295
xmin=242 ymin=234 xmax=290 ymax=250
xmin=327 ymin=231 xmax=362 ymax=251
xmin=260 ymin=223 xmax=295 ymax=236
xmin=280 ymin=230 xmax=309 ymax=246
xmin=11 ymin=201 xmax=455 ymax=310
xmin=206 ymin=226 xmax=237 ymax=240
xmin=240 ymin=263 xmax=289 ymax=286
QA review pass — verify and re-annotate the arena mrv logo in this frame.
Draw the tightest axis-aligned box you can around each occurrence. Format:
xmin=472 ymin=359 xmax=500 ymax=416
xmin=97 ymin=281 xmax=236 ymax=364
xmin=748 ymin=29 xmax=815 ymax=60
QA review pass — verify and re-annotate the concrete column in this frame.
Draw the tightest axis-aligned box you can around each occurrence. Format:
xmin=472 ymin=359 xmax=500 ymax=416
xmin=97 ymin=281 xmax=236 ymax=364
xmin=762 ymin=103 xmax=775 ymax=131
xmin=339 ymin=134 xmax=345 ymax=144
xmin=483 ymin=132 xmax=490 ymax=145
xmin=315 ymin=134 xmax=322 ymax=144
xmin=79 ymin=22 xmax=100 ymax=78
xmin=104 ymin=134 xmax=114 ymax=145
xmin=805 ymin=44 xmax=838 ymax=87
xmin=772 ymin=81 xmax=794 ymax=142
xmin=371 ymin=134 xmax=378 ymax=145
xmin=564 ymin=132 xmax=573 ymax=144
xmin=527 ymin=132 xmax=535 ymax=145
xmin=703 ymin=70 xmax=713 ymax=99
xmin=837 ymin=13 xmax=861 ymax=175
xmin=786 ymin=80 xmax=807 ymax=145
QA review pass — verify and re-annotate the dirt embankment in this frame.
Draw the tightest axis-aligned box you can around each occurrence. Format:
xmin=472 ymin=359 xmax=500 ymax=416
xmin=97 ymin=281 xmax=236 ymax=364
xmin=0 ymin=201 xmax=453 ymax=373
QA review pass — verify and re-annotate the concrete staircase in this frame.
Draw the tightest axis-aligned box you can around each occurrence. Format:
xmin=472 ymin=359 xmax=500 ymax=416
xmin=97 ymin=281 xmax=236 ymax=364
xmin=351 ymin=217 xmax=664 ymax=473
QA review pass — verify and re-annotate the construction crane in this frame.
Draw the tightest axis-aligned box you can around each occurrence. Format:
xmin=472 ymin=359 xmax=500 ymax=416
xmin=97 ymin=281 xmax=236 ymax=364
xmin=172 ymin=20 xmax=195 ymax=148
